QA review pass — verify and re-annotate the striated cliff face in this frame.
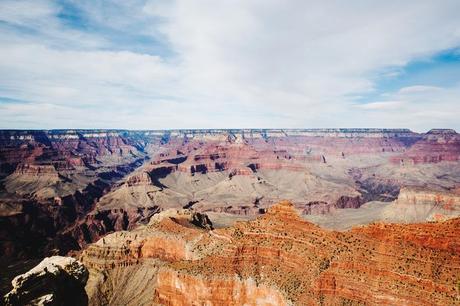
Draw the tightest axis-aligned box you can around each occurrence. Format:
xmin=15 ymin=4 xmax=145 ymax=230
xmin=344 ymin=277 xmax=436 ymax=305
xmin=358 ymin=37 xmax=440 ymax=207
xmin=391 ymin=129 xmax=460 ymax=165
xmin=1 ymin=128 xmax=460 ymax=270
xmin=0 ymin=130 xmax=160 ymax=263
xmin=382 ymin=187 xmax=460 ymax=222
xmin=80 ymin=201 xmax=460 ymax=306
xmin=0 ymin=130 xmax=151 ymax=176
xmin=154 ymin=270 xmax=288 ymax=306
xmin=1 ymin=128 xmax=452 ymax=179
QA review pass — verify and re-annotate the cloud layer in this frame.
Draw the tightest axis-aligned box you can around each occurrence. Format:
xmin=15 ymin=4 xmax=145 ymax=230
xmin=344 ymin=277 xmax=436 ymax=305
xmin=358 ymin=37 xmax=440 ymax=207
xmin=1 ymin=0 xmax=460 ymax=131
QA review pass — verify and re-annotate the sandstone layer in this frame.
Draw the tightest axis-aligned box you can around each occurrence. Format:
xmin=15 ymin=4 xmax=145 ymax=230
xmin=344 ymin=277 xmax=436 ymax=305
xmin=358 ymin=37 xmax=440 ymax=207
xmin=80 ymin=202 xmax=460 ymax=306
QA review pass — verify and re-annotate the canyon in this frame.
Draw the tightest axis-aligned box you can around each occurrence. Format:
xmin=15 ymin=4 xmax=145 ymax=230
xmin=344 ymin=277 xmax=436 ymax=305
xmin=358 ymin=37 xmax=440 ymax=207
xmin=5 ymin=201 xmax=460 ymax=305
xmin=1 ymin=128 xmax=460 ymax=304
xmin=77 ymin=202 xmax=460 ymax=305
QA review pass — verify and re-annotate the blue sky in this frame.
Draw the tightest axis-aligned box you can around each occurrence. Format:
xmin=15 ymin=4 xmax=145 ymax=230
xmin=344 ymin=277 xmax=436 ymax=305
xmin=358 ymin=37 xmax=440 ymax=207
xmin=0 ymin=0 xmax=460 ymax=131
xmin=355 ymin=49 xmax=460 ymax=103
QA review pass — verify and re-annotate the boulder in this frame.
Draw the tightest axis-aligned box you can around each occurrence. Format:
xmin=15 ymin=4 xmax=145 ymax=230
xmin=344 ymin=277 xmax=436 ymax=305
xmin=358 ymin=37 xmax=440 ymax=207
xmin=4 ymin=256 xmax=88 ymax=306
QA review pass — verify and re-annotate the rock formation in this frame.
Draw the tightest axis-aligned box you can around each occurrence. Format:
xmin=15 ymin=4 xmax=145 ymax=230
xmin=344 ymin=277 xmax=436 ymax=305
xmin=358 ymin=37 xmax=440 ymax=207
xmin=0 ymin=130 xmax=160 ymax=263
xmin=3 ymin=256 xmax=88 ymax=306
xmin=1 ymin=128 xmax=460 ymax=289
xmin=382 ymin=187 xmax=460 ymax=222
xmin=79 ymin=201 xmax=460 ymax=306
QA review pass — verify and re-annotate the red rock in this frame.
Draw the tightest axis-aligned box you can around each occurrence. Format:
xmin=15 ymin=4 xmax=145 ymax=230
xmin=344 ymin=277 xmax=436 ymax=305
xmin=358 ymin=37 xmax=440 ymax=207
xmin=79 ymin=201 xmax=460 ymax=306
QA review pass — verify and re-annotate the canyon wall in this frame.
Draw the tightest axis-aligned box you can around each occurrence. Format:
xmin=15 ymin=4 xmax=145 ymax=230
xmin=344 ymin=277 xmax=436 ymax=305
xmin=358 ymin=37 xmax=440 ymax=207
xmin=1 ymin=128 xmax=459 ymax=266
xmin=78 ymin=201 xmax=460 ymax=306
xmin=0 ymin=130 xmax=162 ymax=262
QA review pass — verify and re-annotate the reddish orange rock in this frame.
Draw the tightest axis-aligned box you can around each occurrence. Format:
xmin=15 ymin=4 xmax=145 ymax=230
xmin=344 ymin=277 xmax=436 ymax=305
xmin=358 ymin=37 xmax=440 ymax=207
xmin=80 ymin=201 xmax=460 ymax=306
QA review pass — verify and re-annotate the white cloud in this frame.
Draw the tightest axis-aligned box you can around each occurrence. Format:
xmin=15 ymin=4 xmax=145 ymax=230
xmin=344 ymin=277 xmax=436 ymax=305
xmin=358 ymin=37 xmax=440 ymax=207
xmin=0 ymin=0 xmax=57 ymax=26
xmin=355 ymin=101 xmax=405 ymax=110
xmin=0 ymin=0 xmax=460 ymax=130
xmin=353 ymin=84 xmax=460 ymax=131
xmin=398 ymin=85 xmax=443 ymax=94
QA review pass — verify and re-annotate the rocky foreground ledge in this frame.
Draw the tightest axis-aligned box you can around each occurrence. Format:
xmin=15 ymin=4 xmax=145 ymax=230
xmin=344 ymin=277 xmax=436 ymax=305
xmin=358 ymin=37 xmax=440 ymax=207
xmin=3 ymin=256 xmax=88 ymax=306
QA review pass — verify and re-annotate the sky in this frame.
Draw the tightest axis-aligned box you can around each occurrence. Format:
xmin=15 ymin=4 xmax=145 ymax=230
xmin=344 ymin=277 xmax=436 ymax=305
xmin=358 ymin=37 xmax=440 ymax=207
xmin=0 ymin=0 xmax=460 ymax=131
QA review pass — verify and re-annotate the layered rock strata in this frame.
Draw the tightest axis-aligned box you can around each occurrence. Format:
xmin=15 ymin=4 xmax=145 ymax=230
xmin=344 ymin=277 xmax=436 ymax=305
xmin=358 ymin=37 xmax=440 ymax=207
xmin=80 ymin=202 xmax=460 ymax=306
xmin=1 ymin=128 xmax=459 ymax=269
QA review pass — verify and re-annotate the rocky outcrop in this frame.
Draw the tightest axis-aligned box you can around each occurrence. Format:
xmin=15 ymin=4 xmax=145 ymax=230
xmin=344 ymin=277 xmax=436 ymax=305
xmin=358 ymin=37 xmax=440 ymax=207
xmin=300 ymin=196 xmax=364 ymax=215
xmin=80 ymin=201 xmax=460 ymax=306
xmin=3 ymin=256 xmax=88 ymax=306
xmin=334 ymin=195 xmax=363 ymax=209
xmin=125 ymin=172 xmax=153 ymax=186
xmin=382 ymin=187 xmax=460 ymax=222
xmin=81 ymin=209 xmax=213 ymax=267
xmin=13 ymin=164 xmax=59 ymax=178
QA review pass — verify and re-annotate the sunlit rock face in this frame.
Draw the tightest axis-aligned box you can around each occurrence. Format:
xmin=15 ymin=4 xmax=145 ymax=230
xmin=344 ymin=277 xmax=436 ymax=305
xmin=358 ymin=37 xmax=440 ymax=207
xmin=153 ymin=269 xmax=288 ymax=306
xmin=80 ymin=201 xmax=460 ymax=306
